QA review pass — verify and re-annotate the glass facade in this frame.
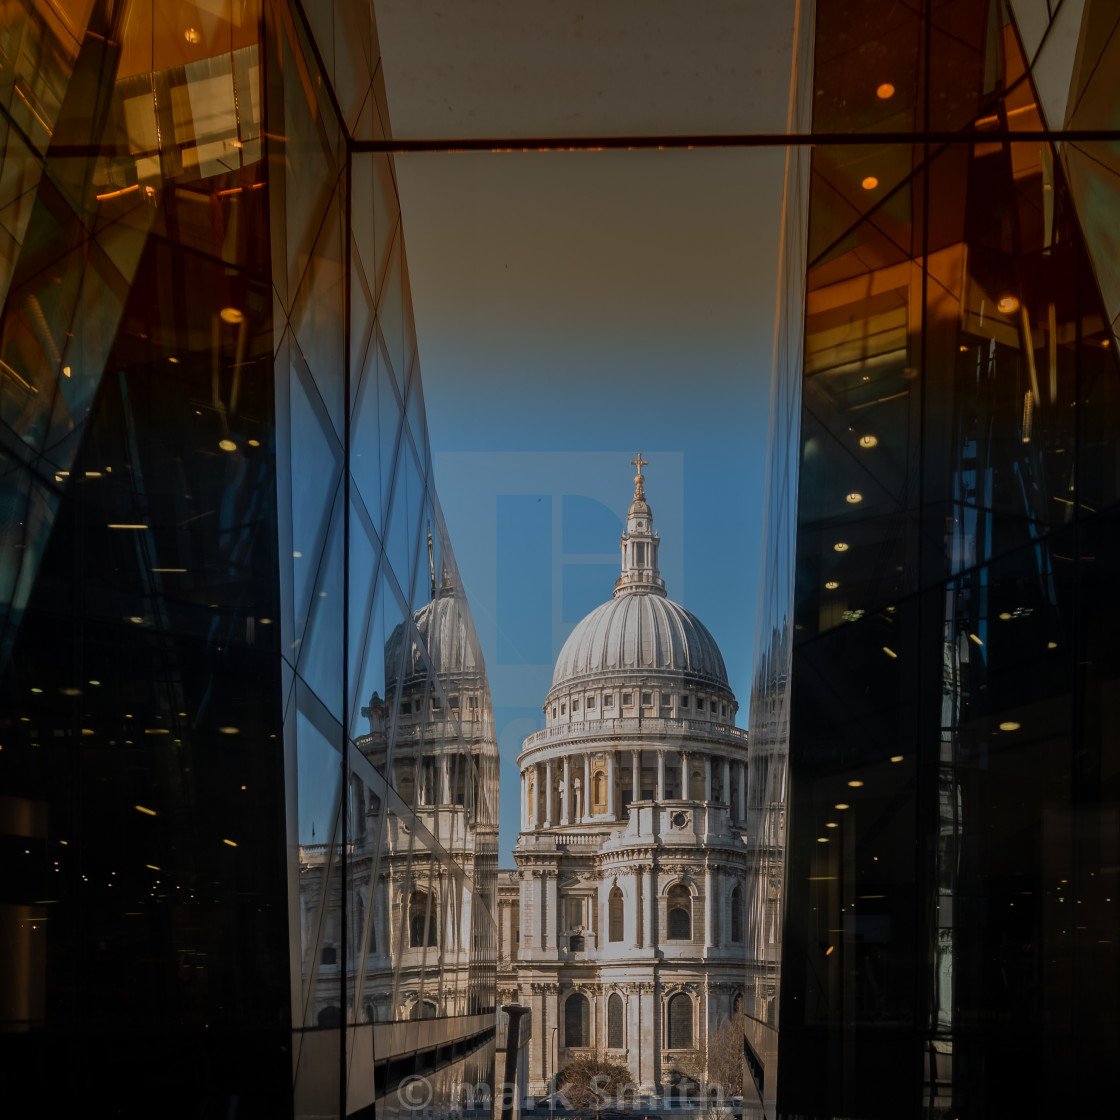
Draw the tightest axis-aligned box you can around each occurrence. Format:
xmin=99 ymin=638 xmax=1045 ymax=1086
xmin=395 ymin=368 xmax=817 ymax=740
xmin=0 ymin=3 xmax=497 ymax=1117
xmin=745 ymin=2 xmax=1120 ymax=1117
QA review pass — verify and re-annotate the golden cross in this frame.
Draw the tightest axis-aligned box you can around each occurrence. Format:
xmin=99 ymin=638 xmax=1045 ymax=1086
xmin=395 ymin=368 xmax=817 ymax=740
xmin=630 ymin=452 xmax=648 ymax=475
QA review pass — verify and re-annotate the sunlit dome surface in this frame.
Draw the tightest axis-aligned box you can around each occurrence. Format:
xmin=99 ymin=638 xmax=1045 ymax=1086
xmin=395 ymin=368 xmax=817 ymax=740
xmin=551 ymin=593 xmax=729 ymax=692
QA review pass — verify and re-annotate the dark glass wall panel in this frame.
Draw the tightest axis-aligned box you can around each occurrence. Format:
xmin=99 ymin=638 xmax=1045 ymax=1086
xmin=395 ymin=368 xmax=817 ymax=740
xmin=752 ymin=2 xmax=1120 ymax=1118
xmin=1 ymin=3 xmax=497 ymax=1117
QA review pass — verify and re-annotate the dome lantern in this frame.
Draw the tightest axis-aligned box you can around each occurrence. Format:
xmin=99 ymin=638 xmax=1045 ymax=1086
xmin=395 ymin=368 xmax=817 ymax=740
xmin=614 ymin=452 xmax=665 ymax=598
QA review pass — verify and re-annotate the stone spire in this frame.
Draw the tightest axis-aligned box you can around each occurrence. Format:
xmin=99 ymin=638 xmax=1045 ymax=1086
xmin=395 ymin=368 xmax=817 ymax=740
xmin=614 ymin=453 xmax=666 ymax=598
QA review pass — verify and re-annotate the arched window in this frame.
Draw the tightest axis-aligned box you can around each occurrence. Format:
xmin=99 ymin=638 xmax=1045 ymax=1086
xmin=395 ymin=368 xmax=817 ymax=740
xmin=565 ymin=992 xmax=590 ymax=1047
xmin=410 ymin=999 xmax=437 ymax=1020
xmin=409 ymin=890 xmax=437 ymax=948
xmin=730 ymin=884 xmax=743 ymax=943
xmin=317 ymin=1004 xmax=341 ymax=1027
xmin=668 ymin=993 xmax=692 ymax=1049
xmin=593 ymin=771 xmax=606 ymax=808
xmin=608 ymin=887 xmax=624 ymax=943
xmin=607 ymin=992 xmax=624 ymax=1048
xmin=667 ymin=884 xmax=691 ymax=940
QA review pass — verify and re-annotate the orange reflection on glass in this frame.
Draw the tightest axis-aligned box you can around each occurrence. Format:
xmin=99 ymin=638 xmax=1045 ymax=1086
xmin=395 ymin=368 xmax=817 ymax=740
xmin=876 ymin=83 xmax=895 ymax=99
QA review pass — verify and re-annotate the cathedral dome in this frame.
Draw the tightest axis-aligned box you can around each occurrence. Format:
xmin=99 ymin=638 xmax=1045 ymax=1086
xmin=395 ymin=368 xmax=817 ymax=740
xmin=547 ymin=454 xmax=732 ymax=699
xmin=385 ymin=577 xmax=483 ymax=690
xmin=551 ymin=593 xmax=729 ymax=691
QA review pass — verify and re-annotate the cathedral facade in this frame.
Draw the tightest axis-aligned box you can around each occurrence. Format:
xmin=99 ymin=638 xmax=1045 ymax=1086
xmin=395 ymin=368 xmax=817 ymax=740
xmin=501 ymin=459 xmax=749 ymax=1100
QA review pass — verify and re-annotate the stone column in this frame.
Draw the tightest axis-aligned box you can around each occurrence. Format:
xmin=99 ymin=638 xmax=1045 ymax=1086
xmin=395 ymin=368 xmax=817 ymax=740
xmin=561 ymin=756 xmax=570 ymax=825
xmin=635 ymin=865 xmax=645 ymax=948
xmin=722 ymin=757 xmax=731 ymax=805
xmin=704 ymin=862 xmax=714 ymax=951
xmin=546 ymin=872 xmax=558 ymax=951
xmin=529 ymin=767 xmax=537 ymax=828
xmin=641 ymin=983 xmax=658 ymax=1094
xmin=704 ymin=754 xmax=712 ymax=801
xmin=583 ymin=754 xmax=591 ymax=822
xmin=680 ymin=751 xmax=690 ymax=799
xmin=631 ymin=749 xmax=640 ymax=803
xmin=607 ymin=749 xmax=616 ymax=819
xmin=644 ymin=864 xmax=655 ymax=948
xmin=544 ymin=759 xmax=553 ymax=827
xmin=656 ymin=751 xmax=666 ymax=801
xmin=738 ymin=760 xmax=746 ymax=821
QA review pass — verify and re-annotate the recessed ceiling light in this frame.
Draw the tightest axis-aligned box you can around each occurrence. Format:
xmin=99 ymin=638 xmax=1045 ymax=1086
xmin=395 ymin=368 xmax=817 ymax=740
xmin=997 ymin=296 xmax=1020 ymax=313
xmin=219 ymin=439 xmax=237 ymax=451
xmin=876 ymin=83 xmax=895 ymax=99
xmin=999 ymin=721 xmax=1021 ymax=731
xmin=220 ymin=307 xmax=244 ymax=324
xmin=833 ymin=542 xmax=849 ymax=552
xmin=883 ymin=646 xmax=898 ymax=659
xmin=847 ymin=780 xmax=864 ymax=788
xmin=859 ymin=434 xmax=877 ymax=448
xmin=861 ymin=176 xmax=879 ymax=190
xmin=825 ymin=580 xmax=839 ymax=590
xmin=846 ymin=492 xmax=863 ymax=504
xmin=835 ymin=803 xmax=850 ymax=810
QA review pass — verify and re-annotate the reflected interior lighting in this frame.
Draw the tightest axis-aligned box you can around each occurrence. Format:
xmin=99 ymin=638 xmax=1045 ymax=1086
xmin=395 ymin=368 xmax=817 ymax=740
xmin=826 ymin=821 xmax=838 ymax=828
xmin=218 ymin=726 xmax=240 ymax=735
xmin=259 ymin=617 xmax=272 ymax=624
xmin=876 ymin=82 xmax=895 ymax=99
xmin=220 ymin=307 xmax=244 ymax=324
xmin=969 ymin=633 xmax=983 ymax=646
xmin=219 ymin=438 xmax=237 ymax=452
xmin=248 ymin=439 xmax=260 ymax=447
xmin=108 ymin=524 xmax=148 ymax=530
xmin=1048 ymin=641 xmax=1058 ymax=649
xmin=151 ymin=568 xmax=187 ymax=573
xmin=169 ymin=357 xmax=179 ymax=364
xmin=144 ymin=729 xmax=169 ymax=735
xmin=146 ymin=864 xmax=160 ymax=870
xmin=825 ymin=945 xmax=835 ymax=955
xmin=84 ymin=471 xmax=101 ymax=478
xmin=999 ymin=611 xmax=1012 ymax=620
xmin=845 ymin=492 xmax=863 ymax=504
xmin=129 ymin=616 xmax=144 ymax=624
xmin=861 ymin=175 xmax=879 ymax=190
xmin=135 ymin=805 xmax=157 ymax=816
xmin=1103 ymin=339 xmax=1111 ymax=348
xmin=847 ymin=780 xmax=864 ymax=788
xmin=835 ymin=803 xmax=850 ymax=810
xmin=223 ymin=839 xmax=238 ymax=847
xmin=883 ymin=646 xmax=898 ymax=658
xmin=825 ymin=581 xmax=839 ymax=590
xmin=890 ymin=755 xmax=904 ymax=762
xmin=94 ymin=184 xmax=138 ymax=202
xmin=999 ymin=721 xmax=1021 ymax=731
xmin=833 ymin=541 xmax=849 ymax=552
xmin=959 ymin=345 xmax=968 ymax=352
xmin=859 ymin=434 xmax=878 ymax=448
xmin=63 ymin=366 xmax=71 ymax=377
xmin=60 ymin=687 xmax=81 ymax=696
xmin=88 ymin=680 xmax=100 ymax=686
xmin=31 ymin=687 xmax=42 ymax=693
xmin=184 ymin=27 xmax=201 ymax=44
xmin=817 ymin=837 xmax=829 ymax=843
xmin=997 ymin=295 xmax=1020 ymax=313
xmin=293 ymin=551 xmax=302 ymax=558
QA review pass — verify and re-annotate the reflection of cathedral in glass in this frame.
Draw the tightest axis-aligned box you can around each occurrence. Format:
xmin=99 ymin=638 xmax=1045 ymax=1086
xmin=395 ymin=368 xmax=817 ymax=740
xmin=299 ymin=554 xmax=499 ymax=1029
